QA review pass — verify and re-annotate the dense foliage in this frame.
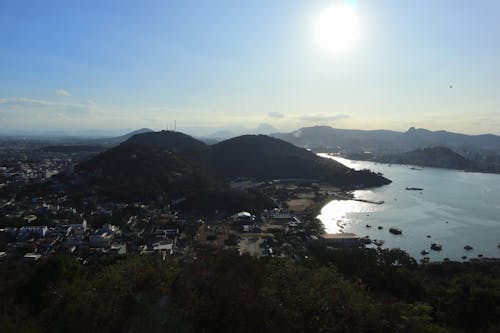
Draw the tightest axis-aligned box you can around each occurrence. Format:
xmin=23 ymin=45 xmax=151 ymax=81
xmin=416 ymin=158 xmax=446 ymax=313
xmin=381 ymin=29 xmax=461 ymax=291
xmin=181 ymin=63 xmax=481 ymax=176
xmin=1 ymin=248 xmax=498 ymax=333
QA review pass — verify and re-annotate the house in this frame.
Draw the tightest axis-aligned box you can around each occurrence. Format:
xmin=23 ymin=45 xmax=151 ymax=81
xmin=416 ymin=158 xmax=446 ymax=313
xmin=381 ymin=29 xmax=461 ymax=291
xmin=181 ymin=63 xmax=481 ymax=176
xmin=19 ymin=226 xmax=48 ymax=238
xmin=110 ymin=244 xmax=127 ymax=255
xmin=69 ymin=219 xmax=87 ymax=238
xmin=152 ymin=240 xmax=173 ymax=252
xmin=23 ymin=253 xmax=42 ymax=262
xmin=231 ymin=212 xmax=255 ymax=223
xmin=89 ymin=224 xmax=119 ymax=248
xmin=89 ymin=233 xmax=113 ymax=248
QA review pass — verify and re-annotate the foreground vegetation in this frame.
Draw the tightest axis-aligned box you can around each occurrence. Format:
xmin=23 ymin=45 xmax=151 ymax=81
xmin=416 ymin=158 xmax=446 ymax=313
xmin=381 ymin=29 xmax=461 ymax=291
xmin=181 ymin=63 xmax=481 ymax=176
xmin=1 ymin=246 xmax=499 ymax=333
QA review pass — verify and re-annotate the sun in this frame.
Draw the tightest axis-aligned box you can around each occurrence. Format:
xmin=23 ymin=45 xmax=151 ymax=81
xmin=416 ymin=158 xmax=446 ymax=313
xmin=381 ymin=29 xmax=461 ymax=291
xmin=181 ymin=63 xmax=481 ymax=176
xmin=313 ymin=3 xmax=360 ymax=54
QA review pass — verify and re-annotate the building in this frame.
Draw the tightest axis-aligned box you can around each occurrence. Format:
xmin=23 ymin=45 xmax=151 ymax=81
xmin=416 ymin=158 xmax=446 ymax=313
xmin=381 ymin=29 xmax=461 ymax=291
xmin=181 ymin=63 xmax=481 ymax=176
xmin=69 ymin=219 xmax=87 ymax=238
xmin=320 ymin=233 xmax=361 ymax=247
xmin=23 ymin=253 xmax=42 ymax=262
xmin=231 ymin=212 xmax=256 ymax=223
xmin=19 ymin=226 xmax=48 ymax=238
xmin=89 ymin=233 xmax=113 ymax=248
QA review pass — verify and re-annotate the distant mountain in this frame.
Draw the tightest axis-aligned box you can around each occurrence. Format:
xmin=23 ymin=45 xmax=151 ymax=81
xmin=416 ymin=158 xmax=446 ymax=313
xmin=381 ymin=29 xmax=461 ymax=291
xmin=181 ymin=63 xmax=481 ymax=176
xmin=254 ymin=123 xmax=279 ymax=135
xmin=204 ymin=130 xmax=237 ymax=140
xmin=202 ymin=123 xmax=280 ymax=141
xmin=273 ymin=126 xmax=500 ymax=153
xmin=368 ymin=147 xmax=477 ymax=170
xmin=98 ymin=128 xmax=154 ymax=145
xmin=74 ymin=131 xmax=390 ymax=206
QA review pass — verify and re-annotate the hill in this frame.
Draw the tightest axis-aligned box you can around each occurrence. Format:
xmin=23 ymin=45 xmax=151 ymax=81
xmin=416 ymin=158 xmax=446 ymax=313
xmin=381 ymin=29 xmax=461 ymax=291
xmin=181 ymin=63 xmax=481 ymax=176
xmin=210 ymin=135 xmax=389 ymax=186
xmin=373 ymin=147 xmax=478 ymax=170
xmin=75 ymin=131 xmax=215 ymax=201
xmin=73 ymin=131 xmax=390 ymax=207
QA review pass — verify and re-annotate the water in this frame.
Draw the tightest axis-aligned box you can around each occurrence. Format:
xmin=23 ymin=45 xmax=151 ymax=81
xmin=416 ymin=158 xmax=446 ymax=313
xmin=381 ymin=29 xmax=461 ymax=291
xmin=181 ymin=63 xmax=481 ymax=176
xmin=317 ymin=154 xmax=500 ymax=262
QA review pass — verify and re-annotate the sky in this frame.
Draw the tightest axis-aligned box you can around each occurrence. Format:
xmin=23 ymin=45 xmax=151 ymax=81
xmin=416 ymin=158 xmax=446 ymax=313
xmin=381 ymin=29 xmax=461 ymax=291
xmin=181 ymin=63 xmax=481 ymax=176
xmin=1 ymin=0 xmax=500 ymax=136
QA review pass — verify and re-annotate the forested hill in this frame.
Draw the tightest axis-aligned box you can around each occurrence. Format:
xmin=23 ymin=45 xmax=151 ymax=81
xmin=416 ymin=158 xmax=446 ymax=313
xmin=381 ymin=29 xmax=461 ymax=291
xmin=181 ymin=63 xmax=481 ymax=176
xmin=374 ymin=147 xmax=478 ymax=170
xmin=74 ymin=131 xmax=390 ymax=202
xmin=210 ymin=135 xmax=390 ymax=186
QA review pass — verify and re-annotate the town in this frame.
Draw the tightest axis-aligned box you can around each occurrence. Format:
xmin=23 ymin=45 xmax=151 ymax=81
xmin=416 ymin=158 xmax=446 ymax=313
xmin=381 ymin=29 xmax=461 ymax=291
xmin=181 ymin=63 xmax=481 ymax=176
xmin=0 ymin=138 xmax=364 ymax=264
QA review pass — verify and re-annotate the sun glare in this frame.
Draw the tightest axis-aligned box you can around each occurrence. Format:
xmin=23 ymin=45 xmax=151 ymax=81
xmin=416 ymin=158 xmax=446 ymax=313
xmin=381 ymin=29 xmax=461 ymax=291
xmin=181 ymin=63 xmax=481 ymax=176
xmin=313 ymin=3 xmax=360 ymax=54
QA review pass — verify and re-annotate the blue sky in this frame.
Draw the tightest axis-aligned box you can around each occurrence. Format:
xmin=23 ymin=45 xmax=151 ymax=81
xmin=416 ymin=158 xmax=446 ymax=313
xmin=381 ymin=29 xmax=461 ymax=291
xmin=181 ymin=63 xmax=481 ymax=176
xmin=1 ymin=0 xmax=500 ymax=135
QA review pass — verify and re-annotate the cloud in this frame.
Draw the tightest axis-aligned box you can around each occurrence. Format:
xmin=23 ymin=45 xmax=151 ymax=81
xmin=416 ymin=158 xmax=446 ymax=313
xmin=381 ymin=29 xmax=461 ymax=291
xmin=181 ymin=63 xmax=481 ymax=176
xmin=268 ymin=111 xmax=285 ymax=119
xmin=0 ymin=97 xmax=98 ymax=118
xmin=55 ymin=89 xmax=70 ymax=97
xmin=297 ymin=113 xmax=350 ymax=123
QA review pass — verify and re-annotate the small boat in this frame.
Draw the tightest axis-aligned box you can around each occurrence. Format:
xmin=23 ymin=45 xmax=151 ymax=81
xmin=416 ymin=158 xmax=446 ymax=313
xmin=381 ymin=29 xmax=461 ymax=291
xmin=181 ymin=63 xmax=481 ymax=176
xmin=366 ymin=224 xmax=372 ymax=228
xmin=405 ymin=187 xmax=423 ymax=191
xmin=426 ymin=235 xmax=431 ymax=238
xmin=431 ymin=243 xmax=442 ymax=251
xmin=478 ymin=254 xmax=483 ymax=258
xmin=464 ymin=245 xmax=473 ymax=250
xmin=420 ymin=250 xmax=429 ymax=255
xmin=389 ymin=227 xmax=402 ymax=235
xmin=373 ymin=239 xmax=385 ymax=247
xmin=462 ymin=256 xmax=467 ymax=260
xmin=421 ymin=257 xmax=430 ymax=263
xmin=378 ymin=226 xmax=383 ymax=230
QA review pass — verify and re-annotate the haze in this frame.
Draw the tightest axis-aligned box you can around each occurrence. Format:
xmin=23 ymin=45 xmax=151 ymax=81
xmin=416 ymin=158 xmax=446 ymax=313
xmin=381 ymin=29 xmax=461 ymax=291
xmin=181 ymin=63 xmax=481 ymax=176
xmin=1 ymin=0 xmax=500 ymax=135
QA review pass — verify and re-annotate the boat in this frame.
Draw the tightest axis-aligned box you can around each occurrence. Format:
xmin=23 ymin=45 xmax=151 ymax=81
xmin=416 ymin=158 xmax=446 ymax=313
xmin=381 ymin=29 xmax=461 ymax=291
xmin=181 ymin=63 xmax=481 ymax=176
xmin=426 ymin=235 xmax=431 ymax=238
xmin=373 ymin=239 xmax=385 ymax=247
xmin=431 ymin=243 xmax=442 ymax=251
xmin=464 ymin=245 xmax=473 ymax=250
xmin=405 ymin=187 xmax=423 ymax=191
xmin=420 ymin=250 xmax=429 ymax=255
xmin=361 ymin=237 xmax=372 ymax=245
xmin=378 ymin=226 xmax=383 ymax=230
xmin=389 ymin=227 xmax=402 ymax=235
xmin=366 ymin=224 xmax=372 ymax=228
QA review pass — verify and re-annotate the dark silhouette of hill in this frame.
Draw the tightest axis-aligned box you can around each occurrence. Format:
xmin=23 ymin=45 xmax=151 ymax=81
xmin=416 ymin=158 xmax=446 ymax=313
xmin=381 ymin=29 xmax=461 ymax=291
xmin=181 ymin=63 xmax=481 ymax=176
xmin=75 ymin=131 xmax=215 ymax=201
xmin=74 ymin=131 xmax=390 ymax=206
xmin=210 ymin=135 xmax=390 ymax=186
xmin=274 ymin=126 xmax=500 ymax=153
xmin=375 ymin=147 xmax=478 ymax=170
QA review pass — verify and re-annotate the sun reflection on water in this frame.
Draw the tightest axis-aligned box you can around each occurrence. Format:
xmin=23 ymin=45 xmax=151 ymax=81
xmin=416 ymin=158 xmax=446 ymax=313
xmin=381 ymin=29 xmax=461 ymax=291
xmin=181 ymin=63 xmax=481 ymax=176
xmin=318 ymin=191 xmax=384 ymax=234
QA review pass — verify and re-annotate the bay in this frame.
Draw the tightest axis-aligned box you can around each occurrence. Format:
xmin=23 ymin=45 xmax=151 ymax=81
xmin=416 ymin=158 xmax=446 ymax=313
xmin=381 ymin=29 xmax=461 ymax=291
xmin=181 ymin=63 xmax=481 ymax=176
xmin=317 ymin=154 xmax=500 ymax=262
